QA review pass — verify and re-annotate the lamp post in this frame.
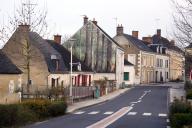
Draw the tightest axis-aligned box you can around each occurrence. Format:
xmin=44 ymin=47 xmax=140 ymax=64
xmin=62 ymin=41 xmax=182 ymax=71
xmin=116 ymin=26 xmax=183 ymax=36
xmin=69 ymin=38 xmax=76 ymax=104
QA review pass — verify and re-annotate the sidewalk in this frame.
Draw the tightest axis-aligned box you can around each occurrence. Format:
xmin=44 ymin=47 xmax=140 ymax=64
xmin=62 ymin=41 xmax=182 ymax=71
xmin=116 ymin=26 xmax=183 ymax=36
xmin=67 ymin=88 xmax=131 ymax=113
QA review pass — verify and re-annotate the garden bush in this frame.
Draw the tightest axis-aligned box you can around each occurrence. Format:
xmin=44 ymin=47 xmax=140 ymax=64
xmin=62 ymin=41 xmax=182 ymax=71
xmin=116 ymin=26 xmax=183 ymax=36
xmin=187 ymin=89 xmax=192 ymax=99
xmin=0 ymin=99 xmax=67 ymax=127
xmin=170 ymin=100 xmax=192 ymax=115
xmin=170 ymin=113 xmax=192 ymax=128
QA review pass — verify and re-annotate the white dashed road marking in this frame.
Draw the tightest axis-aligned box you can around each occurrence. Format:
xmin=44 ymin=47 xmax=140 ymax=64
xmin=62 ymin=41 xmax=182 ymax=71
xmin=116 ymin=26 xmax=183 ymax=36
xmin=158 ymin=113 xmax=167 ymax=117
xmin=104 ymin=112 xmax=114 ymax=115
xmin=127 ymin=112 xmax=137 ymax=115
xmin=88 ymin=111 xmax=99 ymax=115
xmin=143 ymin=113 xmax=152 ymax=116
xmin=167 ymin=126 xmax=170 ymax=128
xmin=166 ymin=119 xmax=170 ymax=123
xmin=74 ymin=111 xmax=85 ymax=114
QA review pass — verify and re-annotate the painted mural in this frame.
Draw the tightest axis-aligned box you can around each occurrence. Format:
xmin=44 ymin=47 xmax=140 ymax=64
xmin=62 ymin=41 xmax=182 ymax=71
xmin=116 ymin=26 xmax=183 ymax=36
xmin=64 ymin=22 xmax=117 ymax=73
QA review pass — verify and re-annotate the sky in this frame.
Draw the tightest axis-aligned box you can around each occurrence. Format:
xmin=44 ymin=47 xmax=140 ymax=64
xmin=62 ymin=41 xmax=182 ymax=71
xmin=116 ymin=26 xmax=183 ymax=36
xmin=0 ymin=0 xmax=174 ymax=46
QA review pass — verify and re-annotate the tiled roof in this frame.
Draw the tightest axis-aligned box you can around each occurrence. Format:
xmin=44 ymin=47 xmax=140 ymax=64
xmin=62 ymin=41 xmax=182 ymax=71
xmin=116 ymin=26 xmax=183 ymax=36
xmin=91 ymin=21 xmax=124 ymax=50
xmin=47 ymin=40 xmax=93 ymax=72
xmin=152 ymin=35 xmax=183 ymax=53
xmin=123 ymin=34 xmax=153 ymax=52
xmin=124 ymin=59 xmax=134 ymax=66
xmin=29 ymin=32 xmax=67 ymax=73
xmin=0 ymin=51 xmax=22 ymax=74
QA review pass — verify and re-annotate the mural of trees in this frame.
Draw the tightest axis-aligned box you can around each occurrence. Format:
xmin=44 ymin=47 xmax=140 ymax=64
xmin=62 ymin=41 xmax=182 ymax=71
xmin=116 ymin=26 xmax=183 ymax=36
xmin=64 ymin=22 xmax=116 ymax=73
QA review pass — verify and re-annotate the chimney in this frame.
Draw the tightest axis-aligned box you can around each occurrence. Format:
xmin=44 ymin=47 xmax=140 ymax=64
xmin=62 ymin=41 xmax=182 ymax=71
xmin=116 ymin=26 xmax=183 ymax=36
xmin=54 ymin=35 xmax=62 ymax=44
xmin=170 ymin=40 xmax=175 ymax=46
xmin=116 ymin=24 xmax=124 ymax=36
xmin=132 ymin=31 xmax=139 ymax=39
xmin=157 ymin=29 xmax=161 ymax=37
xmin=18 ymin=24 xmax=30 ymax=32
xmin=142 ymin=36 xmax=152 ymax=45
xmin=92 ymin=18 xmax=97 ymax=25
xmin=83 ymin=16 xmax=88 ymax=25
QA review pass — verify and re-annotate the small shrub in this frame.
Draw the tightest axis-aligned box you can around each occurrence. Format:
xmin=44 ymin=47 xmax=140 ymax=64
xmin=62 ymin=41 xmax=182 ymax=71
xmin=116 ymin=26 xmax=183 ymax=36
xmin=170 ymin=100 xmax=192 ymax=115
xmin=47 ymin=101 xmax=67 ymax=117
xmin=187 ymin=89 xmax=192 ymax=99
xmin=185 ymin=81 xmax=192 ymax=90
xmin=170 ymin=113 xmax=192 ymax=128
xmin=22 ymin=99 xmax=51 ymax=119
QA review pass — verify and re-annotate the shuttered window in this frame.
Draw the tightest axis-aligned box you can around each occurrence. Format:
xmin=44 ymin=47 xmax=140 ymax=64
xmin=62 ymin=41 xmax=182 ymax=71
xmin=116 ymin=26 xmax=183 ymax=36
xmin=124 ymin=72 xmax=129 ymax=81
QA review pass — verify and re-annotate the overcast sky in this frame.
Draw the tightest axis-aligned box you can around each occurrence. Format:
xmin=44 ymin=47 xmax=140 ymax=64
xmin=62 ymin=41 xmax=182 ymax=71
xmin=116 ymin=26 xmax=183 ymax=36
xmin=0 ymin=0 xmax=173 ymax=42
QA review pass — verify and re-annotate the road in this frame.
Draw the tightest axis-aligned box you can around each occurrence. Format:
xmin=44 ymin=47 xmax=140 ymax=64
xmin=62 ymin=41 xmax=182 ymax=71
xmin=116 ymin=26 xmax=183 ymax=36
xmin=26 ymin=86 xmax=169 ymax=128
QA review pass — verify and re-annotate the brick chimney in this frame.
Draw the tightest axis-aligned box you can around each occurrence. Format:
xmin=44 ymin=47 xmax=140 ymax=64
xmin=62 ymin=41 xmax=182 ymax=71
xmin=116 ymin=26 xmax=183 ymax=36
xmin=170 ymin=40 xmax=175 ymax=46
xmin=142 ymin=36 xmax=152 ymax=45
xmin=83 ymin=16 xmax=88 ymax=25
xmin=132 ymin=31 xmax=139 ymax=39
xmin=18 ymin=24 xmax=30 ymax=32
xmin=92 ymin=18 xmax=97 ymax=25
xmin=157 ymin=29 xmax=161 ymax=37
xmin=116 ymin=24 xmax=124 ymax=36
xmin=54 ymin=35 xmax=61 ymax=44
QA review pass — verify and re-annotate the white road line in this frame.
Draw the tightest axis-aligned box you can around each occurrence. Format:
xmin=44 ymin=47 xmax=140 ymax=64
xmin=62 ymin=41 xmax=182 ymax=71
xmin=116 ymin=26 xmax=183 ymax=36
xmin=166 ymin=119 xmax=170 ymax=123
xmin=74 ymin=111 xmax=85 ymax=114
xmin=86 ymin=107 xmax=133 ymax=128
xmin=143 ymin=113 xmax=152 ymax=116
xmin=167 ymin=126 xmax=170 ymax=128
xmin=88 ymin=111 xmax=99 ymax=115
xmin=127 ymin=112 xmax=137 ymax=115
xmin=130 ymin=104 xmax=135 ymax=107
xmin=104 ymin=112 xmax=114 ymax=115
xmin=158 ymin=113 xmax=167 ymax=117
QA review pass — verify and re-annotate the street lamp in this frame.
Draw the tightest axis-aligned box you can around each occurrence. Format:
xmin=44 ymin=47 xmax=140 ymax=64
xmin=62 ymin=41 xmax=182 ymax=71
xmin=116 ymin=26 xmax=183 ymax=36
xmin=69 ymin=38 xmax=76 ymax=104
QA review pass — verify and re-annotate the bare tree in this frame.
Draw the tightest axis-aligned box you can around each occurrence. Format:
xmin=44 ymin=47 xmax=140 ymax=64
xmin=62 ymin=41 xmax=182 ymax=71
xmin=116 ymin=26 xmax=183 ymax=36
xmin=0 ymin=0 xmax=48 ymax=94
xmin=172 ymin=0 xmax=192 ymax=47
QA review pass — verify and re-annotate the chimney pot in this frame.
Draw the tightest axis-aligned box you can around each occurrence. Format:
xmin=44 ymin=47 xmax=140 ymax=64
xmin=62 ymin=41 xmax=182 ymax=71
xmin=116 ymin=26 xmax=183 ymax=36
xmin=92 ymin=18 xmax=97 ymax=25
xmin=116 ymin=25 xmax=124 ymax=36
xmin=157 ymin=29 xmax=161 ymax=37
xmin=83 ymin=16 xmax=88 ymax=25
xmin=132 ymin=31 xmax=139 ymax=39
xmin=142 ymin=36 xmax=152 ymax=45
xmin=18 ymin=24 xmax=30 ymax=32
xmin=54 ymin=35 xmax=62 ymax=44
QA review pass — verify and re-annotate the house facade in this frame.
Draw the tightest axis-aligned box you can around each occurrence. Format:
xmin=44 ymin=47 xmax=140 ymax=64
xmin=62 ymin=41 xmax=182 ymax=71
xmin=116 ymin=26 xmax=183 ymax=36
xmin=2 ymin=24 xmax=93 ymax=93
xmin=113 ymin=25 xmax=155 ymax=84
xmin=64 ymin=17 xmax=124 ymax=88
xmin=0 ymin=51 xmax=22 ymax=104
xmin=152 ymin=29 xmax=184 ymax=81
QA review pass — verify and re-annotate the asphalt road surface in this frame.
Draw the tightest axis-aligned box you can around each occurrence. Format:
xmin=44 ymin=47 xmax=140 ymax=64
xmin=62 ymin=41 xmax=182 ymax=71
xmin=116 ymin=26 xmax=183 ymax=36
xmin=26 ymin=86 xmax=169 ymax=128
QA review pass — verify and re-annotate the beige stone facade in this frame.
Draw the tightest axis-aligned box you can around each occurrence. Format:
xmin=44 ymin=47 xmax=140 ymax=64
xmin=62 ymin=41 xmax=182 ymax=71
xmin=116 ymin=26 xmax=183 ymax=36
xmin=0 ymin=74 xmax=22 ymax=104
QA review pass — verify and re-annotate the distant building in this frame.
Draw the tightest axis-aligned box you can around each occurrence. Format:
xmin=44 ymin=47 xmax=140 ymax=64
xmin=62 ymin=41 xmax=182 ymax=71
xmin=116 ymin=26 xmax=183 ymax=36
xmin=64 ymin=17 xmax=124 ymax=88
xmin=152 ymin=29 xmax=184 ymax=81
xmin=114 ymin=25 xmax=155 ymax=84
xmin=0 ymin=50 xmax=22 ymax=104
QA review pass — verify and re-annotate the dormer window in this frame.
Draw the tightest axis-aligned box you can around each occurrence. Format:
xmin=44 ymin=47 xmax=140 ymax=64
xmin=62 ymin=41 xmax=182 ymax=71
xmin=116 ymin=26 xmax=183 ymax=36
xmin=51 ymin=54 xmax=60 ymax=71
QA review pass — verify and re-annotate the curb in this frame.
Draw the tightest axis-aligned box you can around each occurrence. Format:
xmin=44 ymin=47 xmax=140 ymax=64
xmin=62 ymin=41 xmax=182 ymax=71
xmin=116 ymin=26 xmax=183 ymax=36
xmin=67 ymin=88 xmax=131 ymax=113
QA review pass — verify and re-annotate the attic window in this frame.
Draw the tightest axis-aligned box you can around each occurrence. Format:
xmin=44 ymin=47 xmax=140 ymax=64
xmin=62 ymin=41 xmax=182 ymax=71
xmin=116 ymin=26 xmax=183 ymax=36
xmin=51 ymin=55 xmax=57 ymax=60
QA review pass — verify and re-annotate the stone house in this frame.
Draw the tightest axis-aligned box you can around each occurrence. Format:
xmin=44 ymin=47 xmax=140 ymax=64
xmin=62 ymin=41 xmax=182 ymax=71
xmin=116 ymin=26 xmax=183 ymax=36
xmin=2 ymin=24 xmax=93 ymax=93
xmin=64 ymin=17 xmax=124 ymax=88
xmin=152 ymin=29 xmax=184 ymax=81
xmin=113 ymin=25 xmax=155 ymax=84
xmin=0 ymin=50 xmax=22 ymax=104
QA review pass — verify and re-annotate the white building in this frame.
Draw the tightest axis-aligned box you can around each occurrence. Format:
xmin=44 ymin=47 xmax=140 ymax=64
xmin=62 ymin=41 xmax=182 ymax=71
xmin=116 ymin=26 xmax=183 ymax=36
xmin=124 ymin=60 xmax=135 ymax=85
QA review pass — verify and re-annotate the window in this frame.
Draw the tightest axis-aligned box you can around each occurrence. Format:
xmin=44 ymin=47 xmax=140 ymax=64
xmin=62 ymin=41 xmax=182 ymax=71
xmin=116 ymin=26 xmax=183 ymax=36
xmin=124 ymin=72 xmax=130 ymax=81
xmin=165 ymin=60 xmax=169 ymax=68
xmin=166 ymin=72 xmax=169 ymax=79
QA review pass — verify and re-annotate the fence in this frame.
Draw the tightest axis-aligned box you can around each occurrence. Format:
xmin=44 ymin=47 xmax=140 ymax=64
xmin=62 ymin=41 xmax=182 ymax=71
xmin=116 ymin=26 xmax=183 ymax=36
xmin=21 ymin=86 xmax=95 ymax=102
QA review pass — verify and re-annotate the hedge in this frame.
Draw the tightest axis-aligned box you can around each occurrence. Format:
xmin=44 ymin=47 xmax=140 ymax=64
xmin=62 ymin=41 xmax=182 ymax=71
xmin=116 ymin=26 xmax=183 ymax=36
xmin=170 ymin=100 xmax=192 ymax=114
xmin=0 ymin=99 xmax=67 ymax=127
xmin=186 ymin=89 xmax=192 ymax=99
xmin=170 ymin=113 xmax=192 ymax=128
